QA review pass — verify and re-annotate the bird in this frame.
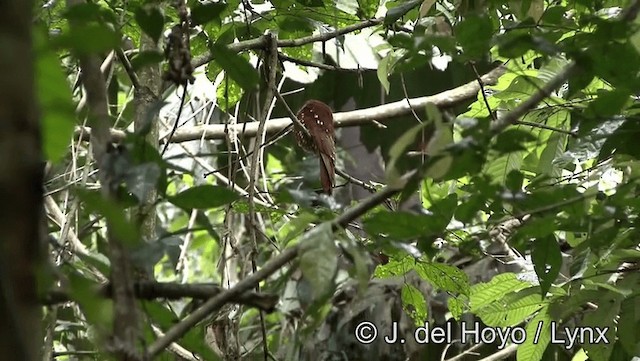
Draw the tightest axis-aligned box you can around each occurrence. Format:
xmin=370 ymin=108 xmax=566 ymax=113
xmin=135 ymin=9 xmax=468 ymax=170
xmin=293 ymin=100 xmax=336 ymax=195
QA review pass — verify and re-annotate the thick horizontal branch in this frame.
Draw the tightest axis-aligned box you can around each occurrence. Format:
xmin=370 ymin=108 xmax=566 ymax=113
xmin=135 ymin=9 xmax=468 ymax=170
xmin=42 ymin=281 xmax=279 ymax=312
xmin=75 ymin=65 xmax=506 ymax=144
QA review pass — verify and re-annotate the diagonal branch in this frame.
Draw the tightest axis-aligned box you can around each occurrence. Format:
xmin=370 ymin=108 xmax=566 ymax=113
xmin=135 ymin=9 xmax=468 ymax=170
xmin=146 ymin=169 xmax=418 ymax=358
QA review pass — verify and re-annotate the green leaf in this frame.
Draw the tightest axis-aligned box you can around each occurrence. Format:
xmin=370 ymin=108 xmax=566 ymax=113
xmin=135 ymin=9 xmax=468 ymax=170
xmin=215 ymin=75 xmax=244 ymax=110
xmin=401 ymin=284 xmax=428 ymax=325
xmin=377 ymin=52 xmax=392 ymax=94
xmin=385 ymin=106 xmax=436 ymax=182
xmin=476 ymin=290 xmax=545 ymax=327
xmin=341 ymin=237 xmax=371 ymax=292
xmin=537 ymin=130 xmax=566 ymax=177
xmin=581 ymin=292 xmax=621 ymax=361
xmin=455 ymin=194 xmax=485 ymax=222
xmin=531 ymin=235 xmax=562 ymax=296
xmin=364 ymin=211 xmax=442 ymax=240
xmin=585 ymin=89 xmax=631 ymax=120
xmin=296 ymin=0 xmax=325 ymax=7
xmin=493 ymin=129 xmax=536 ymax=153
xmin=134 ymin=5 xmax=164 ymax=43
xmin=191 ymin=2 xmax=228 ymax=26
xmin=211 ymin=43 xmax=259 ymax=91
xmin=384 ymin=0 xmax=422 ymax=26
xmin=169 ymin=185 xmax=239 ymax=209
xmin=36 ymin=31 xmax=76 ymax=162
xmin=278 ymin=211 xmax=318 ymax=245
xmin=447 ymin=297 xmax=464 ymax=320
xmin=364 ymin=194 xmax=458 ymax=240
xmin=64 ymin=2 xmax=117 ymax=24
xmin=181 ymin=325 xmax=222 ymax=361
xmin=484 ymin=150 xmax=525 ymax=185
xmin=277 ymin=16 xmax=315 ymax=38
xmin=618 ymin=297 xmax=640 ymax=355
xmin=516 ymin=307 xmax=551 ymax=361
xmin=58 ymin=23 xmax=120 ymax=54
xmin=455 ymin=15 xmax=493 ymax=59
xmin=76 ymin=189 xmax=139 ymax=246
xmin=414 ymin=261 xmax=469 ymax=295
xmin=548 ymin=289 xmax=601 ymax=320
xmin=424 ymin=107 xmax=454 ymax=179
xmin=470 ymin=273 xmax=530 ymax=311
xmin=67 ymin=271 xmax=113 ymax=328
xmin=358 ymin=0 xmax=380 ymax=18
xmin=505 ymin=170 xmax=524 ymax=192
xmin=513 ymin=216 xmax=556 ymax=239
xmin=144 ymin=301 xmax=178 ymax=329
xmin=130 ymin=50 xmax=165 ymax=71
xmin=299 ymin=223 xmax=338 ymax=299
xmin=498 ymin=32 xmax=535 ymax=59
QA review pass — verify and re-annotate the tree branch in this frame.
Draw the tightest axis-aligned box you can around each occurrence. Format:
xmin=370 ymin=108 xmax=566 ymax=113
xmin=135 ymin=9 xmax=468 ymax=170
xmin=146 ymin=169 xmax=419 ymax=359
xmin=42 ymin=282 xmax=279 ymax=312
xmin=145 ymin=42 xmax=587 ymax=356
xmin=75 ymin=65 xmax=506 ymax=143
xmin=192 ymin=17 xmax=384 ymax=69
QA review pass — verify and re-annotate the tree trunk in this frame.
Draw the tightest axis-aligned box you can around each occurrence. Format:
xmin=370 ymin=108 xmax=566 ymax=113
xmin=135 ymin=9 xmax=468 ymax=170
xmin=0 ymin=1 xmax=44 ymax=360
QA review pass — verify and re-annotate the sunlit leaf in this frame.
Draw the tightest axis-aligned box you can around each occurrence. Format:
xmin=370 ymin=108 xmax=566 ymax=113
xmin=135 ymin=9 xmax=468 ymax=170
xmin=211 ymin=43 xmax=259 ymax=91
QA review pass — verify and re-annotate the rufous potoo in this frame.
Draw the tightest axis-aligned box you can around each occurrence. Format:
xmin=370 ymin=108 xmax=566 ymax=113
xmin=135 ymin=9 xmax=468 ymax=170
xmin=294 ymin=100 xmax=336 ymax=195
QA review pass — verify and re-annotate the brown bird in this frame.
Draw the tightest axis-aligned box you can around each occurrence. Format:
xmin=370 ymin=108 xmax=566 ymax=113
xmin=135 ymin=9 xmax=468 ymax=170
xmin=294 ymin=100 xmax=336 ymax=195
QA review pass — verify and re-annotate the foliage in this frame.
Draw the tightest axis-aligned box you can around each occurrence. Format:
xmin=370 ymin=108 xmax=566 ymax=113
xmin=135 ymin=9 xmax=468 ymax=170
xmin=36 ymin=0 xmax=640 ymax=360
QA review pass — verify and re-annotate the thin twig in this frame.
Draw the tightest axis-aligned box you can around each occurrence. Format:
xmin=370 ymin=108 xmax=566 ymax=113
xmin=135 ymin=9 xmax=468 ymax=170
xmin=115 ymin=48 xmax=140 ymax=89
xmin=273 ymin=88 xmax=311 ymax=139
xmin=278 ymin=53 xmax=371 ymax=72
xmin=515 ymin=120 xmax=577 ymax=136
xmin=161 ymin=83 xmax=188 ymax=155
xmin=443 ymin=341 xmax=483 ymax=361
xmin=489 ymin=63 xmax=577 ymax=135
xmin=248 ymin=32 xmax=279 ymax=361
xmin=335 ymin=168 xmax=378 ymax=192
xmin=470 ymin=61 xmax=497 ymax=121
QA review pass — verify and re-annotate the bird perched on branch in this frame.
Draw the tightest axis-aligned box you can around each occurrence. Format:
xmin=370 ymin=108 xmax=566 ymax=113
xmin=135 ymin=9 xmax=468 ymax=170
xmin=293 ymin=100 xmax=336 ymax=195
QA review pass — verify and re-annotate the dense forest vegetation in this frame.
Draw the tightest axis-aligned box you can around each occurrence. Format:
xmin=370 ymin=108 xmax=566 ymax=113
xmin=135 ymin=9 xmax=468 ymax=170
xmin=2 ymin=0 xmax=640 ymax=360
